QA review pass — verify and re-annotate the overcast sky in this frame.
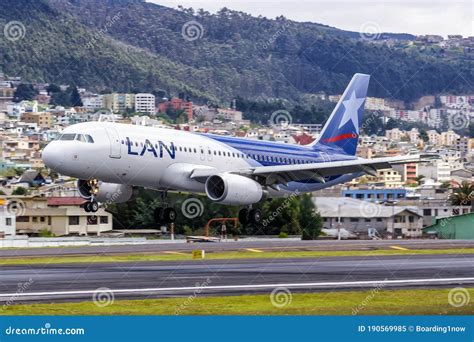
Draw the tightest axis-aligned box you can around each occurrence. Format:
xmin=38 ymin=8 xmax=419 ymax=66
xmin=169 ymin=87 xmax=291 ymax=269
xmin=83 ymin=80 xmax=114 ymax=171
xmin=148 ymin=0 xmax=473 ymax=37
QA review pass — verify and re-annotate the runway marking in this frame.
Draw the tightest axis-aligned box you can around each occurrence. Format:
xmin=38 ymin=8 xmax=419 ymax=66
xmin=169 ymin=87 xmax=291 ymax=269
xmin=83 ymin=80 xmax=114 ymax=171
xmin=163 ymin=251 xmax=188 ymax=256
xmin=245 ymin=248 xmax=264 ymax=253
xmin=1 ymin=277 xmax=474 ymax=299
xmin=389 ymin=246 xmax=409 ymax=251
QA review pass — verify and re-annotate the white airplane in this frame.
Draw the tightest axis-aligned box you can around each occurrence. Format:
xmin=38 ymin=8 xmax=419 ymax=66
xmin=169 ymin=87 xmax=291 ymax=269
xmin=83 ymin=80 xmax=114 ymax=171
xmin=42 ymin=74 xmax=425 ymax=225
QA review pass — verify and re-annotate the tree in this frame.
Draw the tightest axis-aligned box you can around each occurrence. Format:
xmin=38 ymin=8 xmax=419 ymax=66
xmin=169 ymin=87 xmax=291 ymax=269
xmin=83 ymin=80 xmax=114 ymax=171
xmin=415 ymin=175 xmax=425 ymax=185
xmin=450 ymin=181 xmax=474 ymax=206
xmin=46 ymin=83 xmax=61 ymax=94
xmin=13 ymin=83 xmax=37 ymax=102
xmin=419 ymin=129 xmax=429 ymax=142
xmin=300 ymin=194 xmax=323 ymax=240
xmin=50 ymin=91 xmax=71 ymax=107
xmin=12 ymin=187 xmax=28 ymax=195
xmin=68 ymin=85 xmax=83 ymax=107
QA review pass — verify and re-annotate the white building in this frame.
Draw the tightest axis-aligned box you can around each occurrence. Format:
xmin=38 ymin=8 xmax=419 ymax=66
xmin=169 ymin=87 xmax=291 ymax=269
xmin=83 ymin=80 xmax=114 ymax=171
xmin=82 ymin=95 xmax=104 ymax=111
xmin=135 ymin=93 xmax=156 ymax=115
xmin=0 ymin=204 xmax=16 ymax=237
xmin=314 ymin=197 xmax=423 ymax=238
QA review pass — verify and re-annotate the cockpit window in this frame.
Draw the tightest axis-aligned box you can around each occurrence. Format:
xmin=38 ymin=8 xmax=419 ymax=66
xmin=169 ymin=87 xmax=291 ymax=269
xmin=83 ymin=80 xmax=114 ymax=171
xmin=59 ymin=133 xmax=77 ymax=141
xmin=76 ymin=134 xmax=86 ymax=143
xmin=57 ymin=133 xmax=94 ymax=143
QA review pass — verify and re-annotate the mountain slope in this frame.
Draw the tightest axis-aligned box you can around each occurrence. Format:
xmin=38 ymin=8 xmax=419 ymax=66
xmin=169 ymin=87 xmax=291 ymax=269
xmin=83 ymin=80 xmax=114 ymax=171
xmin=0 ymin=0 xmax=471 ymax=104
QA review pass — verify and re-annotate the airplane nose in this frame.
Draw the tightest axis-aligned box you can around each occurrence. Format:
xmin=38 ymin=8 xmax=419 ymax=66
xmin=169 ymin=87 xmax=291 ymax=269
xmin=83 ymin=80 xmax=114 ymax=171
xmin=42 ymin=142 xmax=62 ymax=170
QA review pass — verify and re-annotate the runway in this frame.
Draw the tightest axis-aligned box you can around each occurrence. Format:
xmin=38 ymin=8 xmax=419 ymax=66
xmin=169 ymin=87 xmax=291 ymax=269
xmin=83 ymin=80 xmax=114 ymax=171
xmin=0 ymin=253 xmax=473 ymax=303
xmin=1 ymin=239 xmax=473 ymax=258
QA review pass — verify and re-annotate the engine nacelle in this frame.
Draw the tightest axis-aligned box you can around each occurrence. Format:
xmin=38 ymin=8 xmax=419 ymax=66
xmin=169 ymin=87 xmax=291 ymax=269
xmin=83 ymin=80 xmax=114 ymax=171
xmin=205 ymin=174 xmax=264 ymax=205
xmin=77 ymin=179 xmax=133 ymax=204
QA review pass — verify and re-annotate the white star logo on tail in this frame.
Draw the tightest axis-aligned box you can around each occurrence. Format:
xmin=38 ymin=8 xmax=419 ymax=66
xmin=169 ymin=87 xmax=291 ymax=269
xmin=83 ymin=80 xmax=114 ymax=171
xmin=337 ymin=91 xmax=365 ymax=134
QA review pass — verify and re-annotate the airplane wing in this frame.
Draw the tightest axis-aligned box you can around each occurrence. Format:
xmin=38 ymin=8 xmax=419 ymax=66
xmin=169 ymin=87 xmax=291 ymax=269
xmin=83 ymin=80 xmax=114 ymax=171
xmin=190 ymin=154 xmax=435 ymax=185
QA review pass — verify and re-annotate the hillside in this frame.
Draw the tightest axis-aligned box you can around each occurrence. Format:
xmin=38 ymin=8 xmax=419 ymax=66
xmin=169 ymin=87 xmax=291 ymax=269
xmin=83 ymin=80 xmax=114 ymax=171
xmin=0 ymin=0 xmax=472 ymax=104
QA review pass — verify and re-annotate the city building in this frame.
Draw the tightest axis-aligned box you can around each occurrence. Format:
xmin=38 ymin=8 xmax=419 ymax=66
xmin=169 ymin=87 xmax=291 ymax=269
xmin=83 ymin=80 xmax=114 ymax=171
xmin=134 ymin=93 xmax=156 ymax=115
xmin=314 ymin=197 xmax=423 ymax=238
xmin=342 ymin=188 xmax=407 ymax=202
xmin=82 ymin=95 xmax=104 ymax=111
xmin=385 ymin=128 xmax=403 ymax=141
xmin=11 ymin=196 xmax=113 ymax=236
xmin=216 ymin=108 xmax=243 ymax=121
xmin=158 ymin=98 xmax=193 ymax=120
xmin=21 ymin=112 xmax=52 ymax=129
xmin=103 ymin=93 xmax=135 ymax=113
xmin=423 ymin=213 xmax=474 ymax=239
xmin=0 ymin=199 xmax=16 ymax=237
xmin=0 ymin=86 xmax=14 ymax=111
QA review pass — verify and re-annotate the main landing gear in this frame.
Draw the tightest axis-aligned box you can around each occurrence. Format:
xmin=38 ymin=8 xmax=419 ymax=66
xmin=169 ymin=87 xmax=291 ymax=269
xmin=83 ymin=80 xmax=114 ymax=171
xmin=154 ymin=207 xmax=177 ymax=224
xmin=84 ymin=199 xmax=99 ymax=213
xmin=154 ymin=191 xmax=177 ymax=224
xmin=238 ymin=207 xmax=262 ymax=225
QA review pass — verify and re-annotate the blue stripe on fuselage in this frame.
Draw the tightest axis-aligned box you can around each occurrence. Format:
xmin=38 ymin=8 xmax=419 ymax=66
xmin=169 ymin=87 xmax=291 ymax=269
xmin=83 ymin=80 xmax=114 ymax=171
xmin=198 ymin=133 xmax=356 ymax=167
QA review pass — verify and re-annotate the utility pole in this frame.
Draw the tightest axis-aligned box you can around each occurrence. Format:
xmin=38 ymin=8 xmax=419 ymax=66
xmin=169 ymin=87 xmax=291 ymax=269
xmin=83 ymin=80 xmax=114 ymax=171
xmin=337 ymin=204 xmax=341 ymax=240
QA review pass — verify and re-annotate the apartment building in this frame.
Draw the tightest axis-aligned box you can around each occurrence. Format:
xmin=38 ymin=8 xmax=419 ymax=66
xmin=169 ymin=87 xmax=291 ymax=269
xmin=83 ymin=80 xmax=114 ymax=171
xmin=134 ymin=93 xmax=156 ymax=115
xmin=158 ymin=98 xmax=193 ymax=120
xmin=21 ymin=112 xmax=52 ymax=129
xmin=103 ymin=93 xmax=135 ymax=113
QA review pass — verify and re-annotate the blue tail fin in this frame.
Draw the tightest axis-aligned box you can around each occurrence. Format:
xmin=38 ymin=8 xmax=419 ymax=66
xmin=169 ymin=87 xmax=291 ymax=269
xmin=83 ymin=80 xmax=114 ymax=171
xmin=311 ymin=73 xmax=370 ymax=156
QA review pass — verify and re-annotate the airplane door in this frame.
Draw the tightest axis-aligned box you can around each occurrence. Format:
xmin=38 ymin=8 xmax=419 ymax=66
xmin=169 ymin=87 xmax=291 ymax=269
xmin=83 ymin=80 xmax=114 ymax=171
xmin=105 ymin=126 xmax=121 ymax=159
xmin=199 ymin=146 xmax=206 ymax=161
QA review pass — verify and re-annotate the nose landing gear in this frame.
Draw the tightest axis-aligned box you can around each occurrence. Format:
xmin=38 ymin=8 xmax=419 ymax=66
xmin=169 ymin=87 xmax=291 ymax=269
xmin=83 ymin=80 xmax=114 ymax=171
xmin=238 ymin=207 xmax=262 ymax=225
xmin=84 ymin=199 xmax=99 ymax=213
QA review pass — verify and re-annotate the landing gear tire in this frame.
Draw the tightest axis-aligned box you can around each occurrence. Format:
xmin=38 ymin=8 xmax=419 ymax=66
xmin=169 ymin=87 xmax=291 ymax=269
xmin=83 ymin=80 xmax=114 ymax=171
xmin=238 ymin=208 xmax=249 ymax=225
xmin=249 ymin=209 xmax=262 ymax=224
xmin=163 ymin=208 xmax=177 ymax=223
xmin=84 ymin=200 xmax=99 ymax=213
xmin=154 ymin=207 xmax=177 ymax=224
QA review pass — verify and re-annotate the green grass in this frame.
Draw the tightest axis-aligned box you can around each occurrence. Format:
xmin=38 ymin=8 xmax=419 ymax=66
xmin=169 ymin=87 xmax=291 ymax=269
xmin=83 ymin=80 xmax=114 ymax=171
xmin=2 ymin=288 xmax=473 ymax=315
xmin=1 ymin=248 xmax=474 ymax=266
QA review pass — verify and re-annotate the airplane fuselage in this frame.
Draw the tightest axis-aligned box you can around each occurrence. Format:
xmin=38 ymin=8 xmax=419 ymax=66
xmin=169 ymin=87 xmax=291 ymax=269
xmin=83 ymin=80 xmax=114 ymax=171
xmin=42 ymin=121 xmax=363 ymax=198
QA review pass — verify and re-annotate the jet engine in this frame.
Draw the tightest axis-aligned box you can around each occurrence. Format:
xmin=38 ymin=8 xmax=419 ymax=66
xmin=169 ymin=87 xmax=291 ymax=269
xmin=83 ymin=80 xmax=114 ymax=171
xmin=205 ymin=174 xmax=264 ymax=205
xmin=77 ymin=179 xmax=133 ymax=203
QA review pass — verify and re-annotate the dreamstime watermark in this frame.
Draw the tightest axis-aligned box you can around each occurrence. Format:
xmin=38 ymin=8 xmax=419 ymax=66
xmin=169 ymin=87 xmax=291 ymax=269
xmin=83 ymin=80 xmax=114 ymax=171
xmin=6 ymin=199 xmax=26 ymax=217
xmin=175 ymin=277 xmax=212 ymax=314
xmin=86 ymin=13 xmax=123 ymax=49
xmin=270 ymin=287 xmax=292 ymax=308
xmin=4 ymin=322 xmax=85 ymax=336
xmin=262 ymin=190 xmax=300 ymax=227
xmin=92 ymin=287 xmax=115 ymax=308
xmin=1 ymin=278 xmax=34 ymax=311
xmin=448 ymin=287 xmax=470 ymax=308
xmin=359 ymin=21 xmax=382 ymax=41
xmin=359 ymin=201 xmax=381 ymax=218
xmin=352 ymin=280 xmax=386 ymax=315
xmin=181 ymin=20 xmax=204 ymax=41
xmin=181 ymin=198 xmax=204 ymax=219
xmin=448 ymin=112 xmax=471 ymax=130
xmin=261 ymin=21 xmax=292 ymax=49
xmin=3 ymin=21 xmax=26 ymax=42
xmin=269 ymin=109 xmax=292 ymax=128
